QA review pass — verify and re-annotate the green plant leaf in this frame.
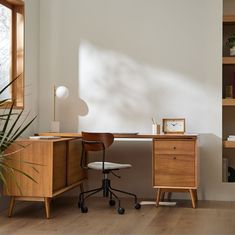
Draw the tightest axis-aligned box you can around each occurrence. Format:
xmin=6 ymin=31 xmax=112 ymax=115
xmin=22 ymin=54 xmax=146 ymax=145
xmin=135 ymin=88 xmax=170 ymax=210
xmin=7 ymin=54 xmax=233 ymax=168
xmin=0 ymin=75 xmax=37 ymax=193
xmin=2 ymin=162 xmax=38 ymax=184
xmin=0 ymin=166 xmax=9 ymax=194
xmin=9 ymin=168 xmax=22 ymax=195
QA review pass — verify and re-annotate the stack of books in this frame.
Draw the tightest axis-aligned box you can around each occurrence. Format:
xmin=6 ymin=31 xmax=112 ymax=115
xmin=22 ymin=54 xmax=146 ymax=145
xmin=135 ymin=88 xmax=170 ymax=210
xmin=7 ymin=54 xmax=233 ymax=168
xmin=227 ymin=135 xmax=235 ymax=141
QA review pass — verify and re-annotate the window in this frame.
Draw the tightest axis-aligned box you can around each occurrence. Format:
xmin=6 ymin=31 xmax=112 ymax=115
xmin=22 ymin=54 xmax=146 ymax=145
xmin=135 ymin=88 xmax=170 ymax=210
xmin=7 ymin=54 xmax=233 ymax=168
xmin=0 ymin=0 xmax=24 ymax=108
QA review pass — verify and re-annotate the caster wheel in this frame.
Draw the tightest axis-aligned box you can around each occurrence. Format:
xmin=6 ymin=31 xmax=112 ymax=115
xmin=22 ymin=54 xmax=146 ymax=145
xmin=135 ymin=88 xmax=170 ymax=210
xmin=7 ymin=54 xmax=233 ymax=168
xmin=80 ymin=205 xmax=88 ymax=213
xmin=109 ymin=199 xmax=115 ymax=206
xmin=117 ymin=207 xmax=125 ymax=215
xmin=134 ymin=203 xmax=141 ymax=209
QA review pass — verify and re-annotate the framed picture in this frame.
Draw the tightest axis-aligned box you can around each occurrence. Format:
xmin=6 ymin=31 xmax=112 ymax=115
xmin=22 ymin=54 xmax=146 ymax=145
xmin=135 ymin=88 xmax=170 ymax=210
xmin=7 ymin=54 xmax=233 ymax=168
xmin=162 ymin=118 xmax=185 ymax=134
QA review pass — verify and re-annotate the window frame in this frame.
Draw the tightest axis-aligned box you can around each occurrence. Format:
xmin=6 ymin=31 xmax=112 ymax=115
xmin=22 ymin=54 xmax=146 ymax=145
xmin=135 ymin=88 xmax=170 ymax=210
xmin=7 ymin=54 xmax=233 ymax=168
xmin=0 ymin=0 xmax=24 ymax=109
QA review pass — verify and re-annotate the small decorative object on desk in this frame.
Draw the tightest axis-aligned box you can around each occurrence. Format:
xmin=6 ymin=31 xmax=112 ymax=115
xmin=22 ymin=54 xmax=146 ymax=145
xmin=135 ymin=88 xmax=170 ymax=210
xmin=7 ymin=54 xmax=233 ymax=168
xmin=51 ymin=121 xmax=60 ymax=132
xmin=151 ymin=118 xmax=160 ymax=134
xmin=152 ymin=124 xmax=161 ymax=134
xmin=51 ymin=85 xmax=69 ymax=133
xmin=162 ymin=118 xmax=185 ymax=134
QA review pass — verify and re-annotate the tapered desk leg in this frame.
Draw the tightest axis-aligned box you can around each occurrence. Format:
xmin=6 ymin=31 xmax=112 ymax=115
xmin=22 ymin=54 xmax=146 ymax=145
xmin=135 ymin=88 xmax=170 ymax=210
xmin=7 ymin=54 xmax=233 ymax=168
xmin=8 ymin=196 xmax=15 ymax=217
xmin=189 ymin=189 xmax=197 ymax=208
xmin=44 ymin=197 xmax=51 ymax=219
xmin=156 ymin=188 xmax=162 ymax=206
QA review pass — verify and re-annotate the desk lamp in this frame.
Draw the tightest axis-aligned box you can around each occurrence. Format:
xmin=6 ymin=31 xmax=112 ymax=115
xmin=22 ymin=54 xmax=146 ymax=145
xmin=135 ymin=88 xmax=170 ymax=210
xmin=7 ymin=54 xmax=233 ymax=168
xmin=51 ymin=85 xmax=69 ymax=132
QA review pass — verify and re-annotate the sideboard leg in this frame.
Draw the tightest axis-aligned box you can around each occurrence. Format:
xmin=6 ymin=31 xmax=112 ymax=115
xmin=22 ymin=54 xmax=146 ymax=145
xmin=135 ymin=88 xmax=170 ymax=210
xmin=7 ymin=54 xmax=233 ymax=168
xmin=156 ymin=188 xmax=162 ymax=206
xmin=44 ymin=197 xmax=51 ymax=219
xmin=189 ymin=189 xmax=197 ymax=208
xmin=8 ymin=196 xmax=15 ymax=217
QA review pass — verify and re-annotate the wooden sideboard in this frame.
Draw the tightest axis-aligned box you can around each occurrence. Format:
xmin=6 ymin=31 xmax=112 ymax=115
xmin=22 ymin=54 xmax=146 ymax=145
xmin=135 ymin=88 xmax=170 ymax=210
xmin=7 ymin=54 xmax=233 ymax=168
xmin=153 ymin=136 xmax=198 ymax=208
xmin=3 ymin=138 xmax=86 ymax=218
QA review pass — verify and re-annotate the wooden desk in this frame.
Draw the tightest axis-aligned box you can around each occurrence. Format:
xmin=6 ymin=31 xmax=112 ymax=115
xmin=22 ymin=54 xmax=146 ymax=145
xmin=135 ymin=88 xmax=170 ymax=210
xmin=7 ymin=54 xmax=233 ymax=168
xmin=40 ymin=133 xmax=199 ymax=208
xmin=4 ymin=138 xmax=86 ymax=219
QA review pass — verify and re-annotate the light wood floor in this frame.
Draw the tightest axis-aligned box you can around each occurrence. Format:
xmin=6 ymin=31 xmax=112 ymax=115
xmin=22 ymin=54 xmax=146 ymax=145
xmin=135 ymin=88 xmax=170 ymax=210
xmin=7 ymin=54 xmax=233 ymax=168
xmin=1 ymin=196 xmax=235 ymax=235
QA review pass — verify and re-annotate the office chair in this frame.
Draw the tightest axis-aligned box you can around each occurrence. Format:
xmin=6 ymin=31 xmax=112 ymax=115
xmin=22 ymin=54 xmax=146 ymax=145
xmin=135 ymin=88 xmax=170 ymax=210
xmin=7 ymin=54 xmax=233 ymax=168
xmin=78 ymin=132 xmax=141 ymax=214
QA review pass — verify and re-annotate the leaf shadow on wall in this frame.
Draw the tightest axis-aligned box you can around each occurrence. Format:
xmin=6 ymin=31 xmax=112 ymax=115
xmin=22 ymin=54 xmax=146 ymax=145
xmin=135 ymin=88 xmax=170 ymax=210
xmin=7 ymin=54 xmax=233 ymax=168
xmin=79 ymin=41 xmax=208 ymax=133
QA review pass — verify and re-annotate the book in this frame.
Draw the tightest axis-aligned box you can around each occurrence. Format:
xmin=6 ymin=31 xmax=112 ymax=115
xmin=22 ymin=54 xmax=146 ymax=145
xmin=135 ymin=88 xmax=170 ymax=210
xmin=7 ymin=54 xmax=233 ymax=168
xmin=29 ymin=136 xmax=60 ymax=140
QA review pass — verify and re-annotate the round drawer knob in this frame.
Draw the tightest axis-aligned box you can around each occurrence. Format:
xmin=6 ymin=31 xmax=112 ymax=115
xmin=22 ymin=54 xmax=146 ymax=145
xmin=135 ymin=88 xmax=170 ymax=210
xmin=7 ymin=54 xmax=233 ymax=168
xmin=173 ymin=157 xmax=177 ymax=160
xmin=173 ymin=146 xmax=176 ymax=150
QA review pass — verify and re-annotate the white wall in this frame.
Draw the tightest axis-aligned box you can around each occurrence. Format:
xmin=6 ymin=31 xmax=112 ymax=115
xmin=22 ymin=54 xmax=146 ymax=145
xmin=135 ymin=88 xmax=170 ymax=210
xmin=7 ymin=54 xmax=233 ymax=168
xmin=0 ymin=0 xmax=40 ymax=211
xmin=38 ymin=0 xmax=234 ymax=200
xmin=24 ymin=0 xmax=39 ymax=135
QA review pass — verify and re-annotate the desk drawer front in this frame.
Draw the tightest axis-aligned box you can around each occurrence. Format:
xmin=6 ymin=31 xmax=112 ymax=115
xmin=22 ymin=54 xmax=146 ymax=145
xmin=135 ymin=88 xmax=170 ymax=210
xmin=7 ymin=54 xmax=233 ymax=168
xmin=154 ymin=140 xmax=195 ymax=155
xmin=154 ymin=155 xmax=195 ymax=187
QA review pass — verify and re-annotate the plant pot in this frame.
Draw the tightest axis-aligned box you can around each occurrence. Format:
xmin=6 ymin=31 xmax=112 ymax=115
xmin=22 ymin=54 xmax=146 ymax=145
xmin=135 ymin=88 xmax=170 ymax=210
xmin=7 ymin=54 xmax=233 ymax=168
xmin=230 ymin=46 xmax=235 ymax=56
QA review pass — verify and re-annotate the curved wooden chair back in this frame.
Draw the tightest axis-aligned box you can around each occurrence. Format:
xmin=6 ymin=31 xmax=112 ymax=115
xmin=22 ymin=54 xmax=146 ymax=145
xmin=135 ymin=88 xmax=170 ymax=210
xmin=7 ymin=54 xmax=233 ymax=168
xmin=81 ymin=132 xmax=114 ymax=152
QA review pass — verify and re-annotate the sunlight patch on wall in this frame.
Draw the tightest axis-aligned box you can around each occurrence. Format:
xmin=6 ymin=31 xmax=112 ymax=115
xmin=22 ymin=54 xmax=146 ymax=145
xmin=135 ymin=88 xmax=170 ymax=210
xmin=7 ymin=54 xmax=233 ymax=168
xmin=79 ymin=41 xmax=207 ymax=133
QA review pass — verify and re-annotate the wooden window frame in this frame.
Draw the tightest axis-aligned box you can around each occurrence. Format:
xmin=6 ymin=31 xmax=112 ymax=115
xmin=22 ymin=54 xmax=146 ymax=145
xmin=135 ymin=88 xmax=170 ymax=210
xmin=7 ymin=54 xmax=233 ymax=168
xmin=0 ymin=0 xmax=24 ymax=109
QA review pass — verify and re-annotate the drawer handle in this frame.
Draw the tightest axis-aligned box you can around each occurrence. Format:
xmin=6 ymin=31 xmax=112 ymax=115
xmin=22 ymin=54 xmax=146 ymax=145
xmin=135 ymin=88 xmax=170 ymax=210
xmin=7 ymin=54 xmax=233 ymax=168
xmin=173 ymin=146 xmax=176 ymax=150
xmin=173 ymin=157 xmax=177 ymax=160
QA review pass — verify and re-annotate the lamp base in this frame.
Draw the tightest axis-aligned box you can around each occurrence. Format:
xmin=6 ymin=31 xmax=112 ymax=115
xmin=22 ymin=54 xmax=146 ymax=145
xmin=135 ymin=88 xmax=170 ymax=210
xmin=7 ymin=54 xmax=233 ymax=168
xmin=51 ymin=121 xmax=60 ymax=133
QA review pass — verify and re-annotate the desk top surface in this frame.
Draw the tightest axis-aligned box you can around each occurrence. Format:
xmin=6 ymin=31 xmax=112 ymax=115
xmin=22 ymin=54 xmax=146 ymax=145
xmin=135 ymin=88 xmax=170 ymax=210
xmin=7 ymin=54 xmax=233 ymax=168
xmin=39 ymin=132 xmax=198 ymax=139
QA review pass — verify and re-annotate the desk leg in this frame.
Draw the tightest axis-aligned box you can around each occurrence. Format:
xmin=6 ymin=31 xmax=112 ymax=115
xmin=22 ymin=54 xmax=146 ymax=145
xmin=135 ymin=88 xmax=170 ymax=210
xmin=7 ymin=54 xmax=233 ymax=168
xmin=44 ymin=197 xmax=51 ymax=219
xmin=156 ymin=188 xmax=162 ymax=206
xmin=189 ymin=189 xmax=197 ymax=208
xmin=8 ymin=196 xmax=15 ymax=217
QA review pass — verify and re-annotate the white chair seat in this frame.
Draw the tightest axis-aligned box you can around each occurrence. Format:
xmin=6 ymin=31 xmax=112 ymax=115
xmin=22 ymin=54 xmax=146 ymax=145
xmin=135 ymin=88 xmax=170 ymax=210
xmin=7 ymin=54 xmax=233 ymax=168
xmin=88 ymin=161 xmax=132 ymax=170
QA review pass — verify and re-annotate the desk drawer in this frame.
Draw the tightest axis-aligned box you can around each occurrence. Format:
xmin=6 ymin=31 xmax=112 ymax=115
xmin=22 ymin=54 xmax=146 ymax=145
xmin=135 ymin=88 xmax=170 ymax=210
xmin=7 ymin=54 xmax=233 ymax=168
xmin=154 ymin=140 xmax=195 ymax=155
xmin=154 ymin=154 xmax=195 ymax=187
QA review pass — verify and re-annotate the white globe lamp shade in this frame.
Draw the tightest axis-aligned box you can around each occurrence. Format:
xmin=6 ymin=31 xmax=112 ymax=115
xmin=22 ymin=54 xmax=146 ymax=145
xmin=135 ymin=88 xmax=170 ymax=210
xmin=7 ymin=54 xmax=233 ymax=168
xmin=56 ymin=86 xmax=69 ymax=100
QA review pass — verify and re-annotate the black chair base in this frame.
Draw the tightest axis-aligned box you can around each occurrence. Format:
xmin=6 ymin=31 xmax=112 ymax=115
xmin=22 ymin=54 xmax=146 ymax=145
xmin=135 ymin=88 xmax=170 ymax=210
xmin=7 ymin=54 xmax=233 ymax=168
xmin=78 ymin=176 xmax=141 ymax=214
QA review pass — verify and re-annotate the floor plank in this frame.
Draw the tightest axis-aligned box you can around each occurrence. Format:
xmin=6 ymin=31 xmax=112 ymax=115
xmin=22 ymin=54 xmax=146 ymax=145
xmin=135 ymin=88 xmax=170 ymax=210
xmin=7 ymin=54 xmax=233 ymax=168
xmin=1 ymin=196 xmax=235 ymax=235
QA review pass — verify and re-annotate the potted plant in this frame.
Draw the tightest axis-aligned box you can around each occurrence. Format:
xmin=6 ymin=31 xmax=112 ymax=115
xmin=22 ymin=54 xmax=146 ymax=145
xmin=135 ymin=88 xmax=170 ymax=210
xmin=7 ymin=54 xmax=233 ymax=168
xmin=226 ymin=34 xmax=235 ymax=56
xmin=0 ymin=77 xmax=37 ymax=192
